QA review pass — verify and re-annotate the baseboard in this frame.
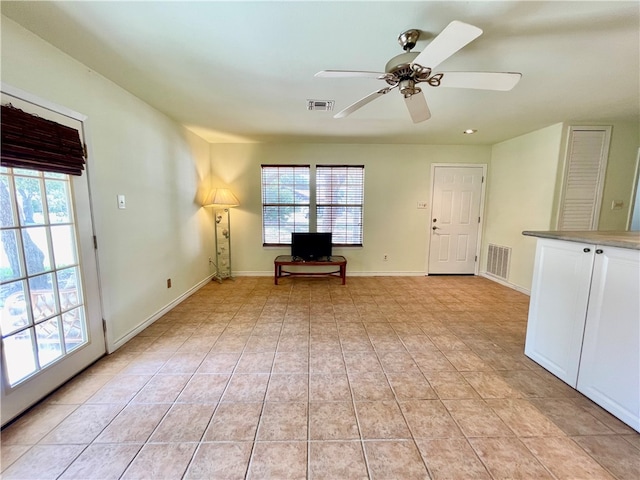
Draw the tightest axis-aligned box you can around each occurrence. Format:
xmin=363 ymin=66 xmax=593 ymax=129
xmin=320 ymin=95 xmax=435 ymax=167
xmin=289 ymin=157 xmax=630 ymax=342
xmin=108 ymin=275 xmax=215 ymax=353
xmin=479 ymin=272 xmax=531 ymax=295
xmin=233 ymin=271 xmax=427 ymax=277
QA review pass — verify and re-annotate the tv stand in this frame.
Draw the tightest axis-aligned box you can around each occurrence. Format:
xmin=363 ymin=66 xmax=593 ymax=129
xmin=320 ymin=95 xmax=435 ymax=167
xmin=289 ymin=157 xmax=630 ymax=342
xmin=274 ymin=255 xmax=347 ymax=285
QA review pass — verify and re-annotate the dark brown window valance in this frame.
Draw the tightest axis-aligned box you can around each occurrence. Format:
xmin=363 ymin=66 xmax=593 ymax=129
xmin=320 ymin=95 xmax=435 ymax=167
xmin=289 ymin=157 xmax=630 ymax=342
xmin=1 ymin=104 xmax=85 ymax=176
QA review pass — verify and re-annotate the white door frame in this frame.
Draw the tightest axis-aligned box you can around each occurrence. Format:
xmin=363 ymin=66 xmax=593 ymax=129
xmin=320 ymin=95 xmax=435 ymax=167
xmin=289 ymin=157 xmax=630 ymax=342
xmin=1 ymin=83 xmax=106 ymax=425
xmin=627 ymin=147 xmax=640 ymax=231
xmin=426 ymin=163 xmax=488 ymax=275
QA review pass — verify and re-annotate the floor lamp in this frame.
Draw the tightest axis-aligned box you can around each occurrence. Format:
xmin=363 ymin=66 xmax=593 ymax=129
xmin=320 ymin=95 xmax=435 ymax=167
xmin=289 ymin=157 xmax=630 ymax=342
xmin=203 ymin=188 xmax=239 ymax=282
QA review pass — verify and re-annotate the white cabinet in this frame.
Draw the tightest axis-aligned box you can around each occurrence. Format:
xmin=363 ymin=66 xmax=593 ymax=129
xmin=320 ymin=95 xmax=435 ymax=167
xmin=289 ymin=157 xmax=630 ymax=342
xmin=576 ymin=245 xmax=640 ymax=431
xmin=525 ymin=238 xmax=640 ymax=432
xmin=525 ymin=239 xmax=595 ymax=386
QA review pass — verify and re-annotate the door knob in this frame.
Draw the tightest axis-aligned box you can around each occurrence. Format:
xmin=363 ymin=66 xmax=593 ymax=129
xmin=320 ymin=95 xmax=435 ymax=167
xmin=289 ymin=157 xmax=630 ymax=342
xmin=432 ymin=226 xmax=440 ymax=230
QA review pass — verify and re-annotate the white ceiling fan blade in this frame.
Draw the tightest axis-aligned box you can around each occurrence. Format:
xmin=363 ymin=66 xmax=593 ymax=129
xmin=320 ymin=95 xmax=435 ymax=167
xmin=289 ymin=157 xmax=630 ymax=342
xmin=412 ymin=20 xmax=483 ymax=70
xmin=334 ymin=87 xmax=395 ymax=118
xmin=315 ymin=70 xmax=387 ymax=79
xmin=404 ymin=91 xmax=431 ymax=123
xmin=437 ymin=71 xmax=522 ymax=91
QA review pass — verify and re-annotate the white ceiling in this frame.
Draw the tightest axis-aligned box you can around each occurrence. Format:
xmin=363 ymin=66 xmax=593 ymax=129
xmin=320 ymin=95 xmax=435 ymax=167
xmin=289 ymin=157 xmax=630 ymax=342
xmin=2 ymin=1 xmax=639 ymax=145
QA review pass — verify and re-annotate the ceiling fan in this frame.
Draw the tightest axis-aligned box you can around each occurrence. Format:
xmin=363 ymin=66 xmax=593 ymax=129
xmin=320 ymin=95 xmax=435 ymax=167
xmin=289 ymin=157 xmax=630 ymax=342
xmin=315 ymin=21 xmax=522 ymax=123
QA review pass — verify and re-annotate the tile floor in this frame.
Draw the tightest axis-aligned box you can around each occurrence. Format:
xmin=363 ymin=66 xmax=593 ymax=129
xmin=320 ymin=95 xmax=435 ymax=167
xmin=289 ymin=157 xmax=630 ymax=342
xmin=1 ymin=275 xmax=639 ymax=479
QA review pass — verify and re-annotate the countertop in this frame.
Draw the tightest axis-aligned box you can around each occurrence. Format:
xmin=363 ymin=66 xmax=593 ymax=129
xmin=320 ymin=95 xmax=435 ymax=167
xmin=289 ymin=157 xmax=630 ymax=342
xmin=522 ymin=231 xmax=640 ymax=250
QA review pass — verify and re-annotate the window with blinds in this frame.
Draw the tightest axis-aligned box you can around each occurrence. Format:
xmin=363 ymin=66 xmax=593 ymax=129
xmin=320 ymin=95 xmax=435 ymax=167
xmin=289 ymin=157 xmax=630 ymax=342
xmin=261 ymin=164 xmax=365 ymax=246
xmin=261 ymin=165 xmax=310 ymax=245
xmin=316 ymin=165 xmax=364 ymax=245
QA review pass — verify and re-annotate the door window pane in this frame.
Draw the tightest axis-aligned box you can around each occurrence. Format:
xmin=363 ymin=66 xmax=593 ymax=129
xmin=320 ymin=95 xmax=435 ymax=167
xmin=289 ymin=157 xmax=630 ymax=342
xmin=29 ymin=273 xmax=57 ymax=321
xmin=58 ymin=267 xmax=81 ymax=310
xmin=0 ymin=175 xmax=17 ymax=228
xmin=0 ymin=229 xmax=24 ymax=282
xmin=15 ymin=176 xmax=45 ymax=226
xmin=3 ymin=329 xmax=37 ymax=385
xmin=36 ymin=317 xmax=63 ymax=366
xmin=51 ymin=225 xmax=77 ymax=268
xmin=45 ymin=179 xmax=71 ymax=224
xmin=0 ymin=280 xmax=30 ymax=335
xmin=23 ymin=227 xmax=52 ymax=276
xmin=63 ymin=307 xmax=86 ymax=353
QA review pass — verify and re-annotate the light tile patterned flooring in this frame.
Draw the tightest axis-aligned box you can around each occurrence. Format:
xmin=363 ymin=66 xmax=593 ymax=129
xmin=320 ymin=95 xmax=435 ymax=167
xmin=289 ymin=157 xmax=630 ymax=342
xmin=2 ymin=276 xmax=639 ymax=479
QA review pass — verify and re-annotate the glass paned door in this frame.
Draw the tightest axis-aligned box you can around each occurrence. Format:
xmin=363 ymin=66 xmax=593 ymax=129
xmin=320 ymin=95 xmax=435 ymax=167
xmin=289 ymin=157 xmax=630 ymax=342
xmin=1 ymin=89 xmax=105 ymax=426
xmin=1 ymin=168 xmax=88 ymax=385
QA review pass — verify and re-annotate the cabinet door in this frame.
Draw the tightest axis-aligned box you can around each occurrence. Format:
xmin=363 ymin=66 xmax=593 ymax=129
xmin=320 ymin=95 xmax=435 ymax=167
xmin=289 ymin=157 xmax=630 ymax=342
xmin=524 ymin=239 xmax=595 ymax=387
xmin=577 ymin=246 xmax=640 ymax=432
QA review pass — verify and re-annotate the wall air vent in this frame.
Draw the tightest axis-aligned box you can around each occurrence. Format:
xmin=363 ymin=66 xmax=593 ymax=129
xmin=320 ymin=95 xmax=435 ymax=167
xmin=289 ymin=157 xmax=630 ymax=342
xmin=487 ymin=244 xmax=511 ymax=280
xmin=307 ymin=100 xmax=334 ymax=111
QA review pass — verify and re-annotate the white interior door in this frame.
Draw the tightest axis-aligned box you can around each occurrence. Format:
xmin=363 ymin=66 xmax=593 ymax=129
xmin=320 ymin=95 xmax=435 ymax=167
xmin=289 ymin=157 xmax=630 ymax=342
xmin=1 ymin=89 xmax=105 ymax=426
xmin=428 ymin=165 xmax=484 ymax=274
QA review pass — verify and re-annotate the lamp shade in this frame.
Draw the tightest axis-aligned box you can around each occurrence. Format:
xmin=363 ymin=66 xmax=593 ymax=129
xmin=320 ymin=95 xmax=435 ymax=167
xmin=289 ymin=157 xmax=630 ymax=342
xmin=203 ymin=188 xmax=240 ymax=208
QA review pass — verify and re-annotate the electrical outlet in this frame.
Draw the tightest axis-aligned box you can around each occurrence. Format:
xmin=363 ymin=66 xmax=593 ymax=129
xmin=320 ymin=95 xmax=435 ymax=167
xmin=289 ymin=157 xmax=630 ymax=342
xmin=209 ymin=257 xmax=213 ymax=265
xmin=167 ymin=278 xmax=171 ymax=288
xmin=383 ymin=254 xmax=388 ymax=261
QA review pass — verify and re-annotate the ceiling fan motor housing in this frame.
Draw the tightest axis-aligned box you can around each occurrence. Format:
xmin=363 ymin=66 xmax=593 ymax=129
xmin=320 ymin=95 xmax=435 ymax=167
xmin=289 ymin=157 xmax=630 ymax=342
xmin=384 ymin=51 xmax=433 ymax=87
xmin=385 ymin=51 xmax=419 ymax=77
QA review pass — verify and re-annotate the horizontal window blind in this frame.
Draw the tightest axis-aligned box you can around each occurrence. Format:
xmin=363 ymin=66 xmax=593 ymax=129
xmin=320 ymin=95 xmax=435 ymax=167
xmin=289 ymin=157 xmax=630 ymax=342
xmin=261 ymin=165 xmax=310 ymax=245
xmin=1 ymin=105 xmax=85 ymax=176
xmin=316 ymin=165 xmax=364 ymax=245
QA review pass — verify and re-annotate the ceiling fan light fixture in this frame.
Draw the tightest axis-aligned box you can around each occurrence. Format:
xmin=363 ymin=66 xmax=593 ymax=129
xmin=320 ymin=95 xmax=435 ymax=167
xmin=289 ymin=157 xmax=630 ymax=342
xmin=399 ymin=79 xmax=421 ymax=97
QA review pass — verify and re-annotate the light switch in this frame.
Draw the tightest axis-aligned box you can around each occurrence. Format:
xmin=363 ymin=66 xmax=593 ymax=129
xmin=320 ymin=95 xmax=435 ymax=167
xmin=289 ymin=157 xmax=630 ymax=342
xmin=417 ymin=201 xmax=428 ymax=209
xmin=611 ymin=200 xmax=624 ymax=210
xmin=117 ymin=194 xmax=126 ymax=209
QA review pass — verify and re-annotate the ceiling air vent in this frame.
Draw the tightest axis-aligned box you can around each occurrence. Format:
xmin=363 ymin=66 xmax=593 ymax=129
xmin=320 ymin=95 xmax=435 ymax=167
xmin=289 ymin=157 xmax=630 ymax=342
xmin=307 ymin=100 xmax=334 ymax=111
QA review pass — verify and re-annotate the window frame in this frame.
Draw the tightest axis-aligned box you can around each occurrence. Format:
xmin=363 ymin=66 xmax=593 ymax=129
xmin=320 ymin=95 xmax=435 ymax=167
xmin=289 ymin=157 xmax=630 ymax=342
xmin=316 ymin=164 xmax=364 ymax=247
xmin=261 ymin=164 xmax=311 ymax=246
xmin=261 ymin=164 xmax=365 ymax=247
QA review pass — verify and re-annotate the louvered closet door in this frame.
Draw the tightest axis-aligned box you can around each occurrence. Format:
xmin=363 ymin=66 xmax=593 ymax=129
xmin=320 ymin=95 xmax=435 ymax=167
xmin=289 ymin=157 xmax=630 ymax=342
xmin=557 ymin=126 xmax=611 ymax=230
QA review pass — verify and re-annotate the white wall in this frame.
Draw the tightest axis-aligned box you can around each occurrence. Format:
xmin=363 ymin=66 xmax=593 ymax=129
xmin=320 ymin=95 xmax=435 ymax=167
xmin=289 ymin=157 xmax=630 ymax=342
xmin=2 ymin=16 xmax=214 ymax=350
xmin=483 ymin=123 xmax=565 ymax=292
xmin=596 ymin=122 xmax=640 ymax=230
xmin=210 ymin=143 xmax=492 ymax=275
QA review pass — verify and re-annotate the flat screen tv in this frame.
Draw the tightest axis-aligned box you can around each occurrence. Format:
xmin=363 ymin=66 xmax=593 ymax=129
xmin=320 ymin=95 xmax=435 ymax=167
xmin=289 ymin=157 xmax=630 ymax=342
xmin=291 ymin=232 xmax=332 ymax=261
